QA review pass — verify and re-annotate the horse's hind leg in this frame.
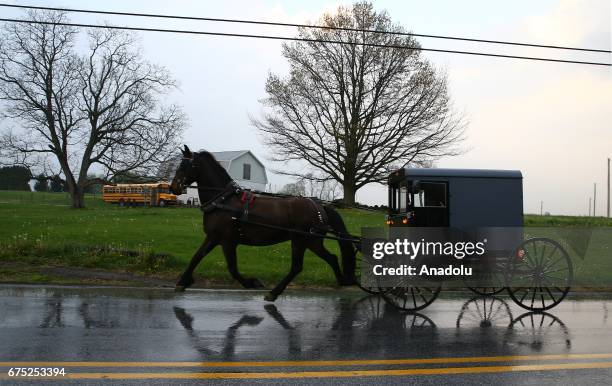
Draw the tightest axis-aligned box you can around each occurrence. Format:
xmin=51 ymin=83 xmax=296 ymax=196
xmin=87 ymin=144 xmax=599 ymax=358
xmin=265 ymin=241 xmax=305 ymax=302
xmin=308 ymin=240 xmax=346 ymax=286
xmin=221 ymin=242 xmax=264 ymax=289
xmin=175 ymin=236 xmax=217 ymax=291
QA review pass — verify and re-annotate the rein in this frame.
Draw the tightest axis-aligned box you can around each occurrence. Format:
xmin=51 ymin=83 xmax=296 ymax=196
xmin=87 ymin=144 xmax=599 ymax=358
xmin=199 ymin=181 xmax=241 ymax=211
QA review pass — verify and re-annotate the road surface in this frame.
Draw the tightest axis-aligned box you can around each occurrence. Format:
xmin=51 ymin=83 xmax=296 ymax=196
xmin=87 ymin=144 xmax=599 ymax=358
xmin=1 ymin=284 xmax=611 ymax=385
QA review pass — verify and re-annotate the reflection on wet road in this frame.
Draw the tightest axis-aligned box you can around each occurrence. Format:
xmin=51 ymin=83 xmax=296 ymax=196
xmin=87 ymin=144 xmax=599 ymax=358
xmin=0 ymin=285 xmax=611 ymax=384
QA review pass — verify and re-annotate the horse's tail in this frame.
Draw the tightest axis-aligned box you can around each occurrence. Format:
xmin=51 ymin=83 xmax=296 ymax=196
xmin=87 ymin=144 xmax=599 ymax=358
xmin=323 ymin=205 xmax=357 ymax=283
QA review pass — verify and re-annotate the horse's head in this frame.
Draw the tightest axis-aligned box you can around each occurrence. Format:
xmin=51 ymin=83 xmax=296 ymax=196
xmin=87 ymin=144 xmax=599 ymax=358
xmin=170 ymin=145 xmax=197 ymax=195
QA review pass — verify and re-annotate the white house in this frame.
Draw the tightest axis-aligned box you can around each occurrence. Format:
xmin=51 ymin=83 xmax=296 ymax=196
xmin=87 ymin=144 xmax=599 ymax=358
xmin=176 ymin=150 xmax=268 ymax=205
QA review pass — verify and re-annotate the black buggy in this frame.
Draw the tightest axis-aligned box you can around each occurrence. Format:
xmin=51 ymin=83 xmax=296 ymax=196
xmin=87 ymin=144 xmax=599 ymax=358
xmin=361 ymin=168 xmax=573 ymax=313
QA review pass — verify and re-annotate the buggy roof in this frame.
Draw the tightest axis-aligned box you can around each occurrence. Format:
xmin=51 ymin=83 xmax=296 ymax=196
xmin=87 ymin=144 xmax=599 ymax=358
xmin=403 ymin=168 xmax=522 ymax=179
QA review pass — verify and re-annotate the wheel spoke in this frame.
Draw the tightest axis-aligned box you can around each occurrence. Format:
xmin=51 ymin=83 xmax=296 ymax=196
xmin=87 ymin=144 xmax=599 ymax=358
xmin=542 ymin=267 xmax=568 ymax=275
xmin=521 ymin=251 xmax=537 ymax=269
xmin=538 ymin=244 xmax=547 ymax=268
xmin=542 ymin=255 xmax=565 ymax=272
xmin=542 ymin=246 xmax=559 ymax=269
xmin=519 ymin=288 xmax=530 ymax=302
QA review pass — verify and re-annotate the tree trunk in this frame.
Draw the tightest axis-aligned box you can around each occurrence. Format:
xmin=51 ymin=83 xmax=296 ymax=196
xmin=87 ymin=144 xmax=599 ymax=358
xmin=70 ymin=185 xmax=85 ymax=209
xmin=342 ymin=182 xmax=356 ymax=207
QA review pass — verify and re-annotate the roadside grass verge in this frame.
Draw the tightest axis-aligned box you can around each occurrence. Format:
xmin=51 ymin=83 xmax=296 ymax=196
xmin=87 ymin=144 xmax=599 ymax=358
xmin=0 ymin=240 xmax=183 ymax=272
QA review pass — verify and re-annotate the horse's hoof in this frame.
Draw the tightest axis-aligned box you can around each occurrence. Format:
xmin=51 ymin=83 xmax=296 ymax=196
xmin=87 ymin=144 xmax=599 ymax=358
xmin=264 ymin=304 xmax=278 ymax=313
xmin=341 ymin=276 xmax=358 ymax=286
xmin=242 ymin=278 xmax=263 ymax=289
xmin=174 ymin=285 xmax=186 ymax=292
xmin=249 ymin=278 xmax=265 ymax=289
xmin=264 ymin=293 xmax=277 ymax=302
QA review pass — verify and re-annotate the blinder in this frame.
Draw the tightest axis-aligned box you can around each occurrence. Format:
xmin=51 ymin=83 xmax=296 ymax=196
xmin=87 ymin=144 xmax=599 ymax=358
xmin=174 ymin=154 xmax=197 ymax=194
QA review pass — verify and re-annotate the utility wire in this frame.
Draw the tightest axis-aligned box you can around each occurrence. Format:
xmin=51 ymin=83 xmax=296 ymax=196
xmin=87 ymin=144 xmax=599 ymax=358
xmin=0 ymin=18 xmax=610 ymax=67
xmin=1 ymin=3 xmax=610 ymax=54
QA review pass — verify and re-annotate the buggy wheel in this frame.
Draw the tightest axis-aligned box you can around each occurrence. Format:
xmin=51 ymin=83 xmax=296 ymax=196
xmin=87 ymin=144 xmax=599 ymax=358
xmin=467 ymin=286 xmax=506 ymax=296
xmin=463 ymin=257 xmax=506 ymax=296
xmin=381 ymin=285 xmax=441 ymax=312
xmin=456 ymin=296 xmax=513 ymax=328
xmin=504 ymin=312 xmax=571 ymax=351
xmin=465 ymin=269 xmax=506 ymax=296
xmin=354 ymin=253 xmax=384 ymax=295
xmin=506 ymin=238 xmax=572 ymax=311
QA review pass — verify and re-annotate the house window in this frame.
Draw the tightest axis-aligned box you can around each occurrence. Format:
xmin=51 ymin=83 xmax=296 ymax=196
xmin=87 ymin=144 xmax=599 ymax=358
xmin=242 ymin=163 xmax=251 ymax=180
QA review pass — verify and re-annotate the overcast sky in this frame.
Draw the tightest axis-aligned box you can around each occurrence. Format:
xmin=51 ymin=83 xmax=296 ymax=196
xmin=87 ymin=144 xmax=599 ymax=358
xmin=2 ymin=0 xmax=610 ymax=215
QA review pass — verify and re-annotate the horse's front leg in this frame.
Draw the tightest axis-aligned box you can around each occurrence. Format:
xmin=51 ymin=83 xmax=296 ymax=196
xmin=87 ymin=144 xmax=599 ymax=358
xmin=265 ymin=240 xmax=305 ymax=302
xmin=222 ymin=242 xmax=265 ymax=289
xmin=175 ymin=236 xmax=217 ymax=291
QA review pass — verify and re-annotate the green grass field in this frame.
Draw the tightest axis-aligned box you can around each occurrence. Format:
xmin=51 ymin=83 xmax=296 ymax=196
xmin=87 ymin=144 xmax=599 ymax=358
xmin=1 ymin=190 xmax=611 ymax=287
xmin=0 ymin=190 xmax=382 ymax=286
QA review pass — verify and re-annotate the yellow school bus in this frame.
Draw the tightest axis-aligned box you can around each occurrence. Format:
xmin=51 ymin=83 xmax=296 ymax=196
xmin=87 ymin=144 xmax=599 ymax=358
xmin=102 ymin=182 xmax=178 ymax=207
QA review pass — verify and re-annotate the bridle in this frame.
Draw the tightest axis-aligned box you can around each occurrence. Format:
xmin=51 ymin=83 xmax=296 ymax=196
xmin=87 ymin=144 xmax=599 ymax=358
xmin=174 ymin=153 xmax=240 ymax=199
xmin=172 ymin=156 xmax=194 ymax=194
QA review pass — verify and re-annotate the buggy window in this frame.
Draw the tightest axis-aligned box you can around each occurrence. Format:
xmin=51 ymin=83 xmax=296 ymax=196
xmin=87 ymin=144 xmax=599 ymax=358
xmin=414 ymin=182 xmax=447 ymax=208
xmin=390 ymin=183 xmax=408 ymax=212
xmin=399 ymin=186 xmax=407 ymax=211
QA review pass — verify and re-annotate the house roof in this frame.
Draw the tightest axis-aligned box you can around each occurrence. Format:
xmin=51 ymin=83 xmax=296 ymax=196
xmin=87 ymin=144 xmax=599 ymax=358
xmin=207 ymin=150 xmax=249 ymax=161
xmin=197 ymin=149 xmax=268 ymax=184
xmin=201 ymin=149 xmax=267 ymax=172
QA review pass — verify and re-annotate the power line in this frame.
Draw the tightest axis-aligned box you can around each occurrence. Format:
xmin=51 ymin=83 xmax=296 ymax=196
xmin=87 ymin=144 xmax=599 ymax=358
xmin=1 ymin=3 xmax=610 ymax=54
xmin=0 ymin=18 xmax=610 ymax=67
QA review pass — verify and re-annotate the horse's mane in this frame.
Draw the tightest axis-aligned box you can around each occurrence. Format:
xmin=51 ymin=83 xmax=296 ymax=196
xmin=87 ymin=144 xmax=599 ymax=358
xmin=195 ymin=150 xmax=233 ymax=183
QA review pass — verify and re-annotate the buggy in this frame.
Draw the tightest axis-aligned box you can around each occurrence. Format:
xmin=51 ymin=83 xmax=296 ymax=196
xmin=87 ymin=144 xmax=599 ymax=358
xmin=362 ymin=168 xmax=573 ymax=312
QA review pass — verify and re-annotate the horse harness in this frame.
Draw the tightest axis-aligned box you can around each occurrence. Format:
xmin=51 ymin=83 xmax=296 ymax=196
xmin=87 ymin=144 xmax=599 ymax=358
xmin=199 ymin=182 xmax=331 ymax=239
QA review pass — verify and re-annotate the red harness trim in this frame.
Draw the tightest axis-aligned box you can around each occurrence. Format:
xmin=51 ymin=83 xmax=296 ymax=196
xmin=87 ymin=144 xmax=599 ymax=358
xmin=240 ymin=191 xmax=255 ymax=204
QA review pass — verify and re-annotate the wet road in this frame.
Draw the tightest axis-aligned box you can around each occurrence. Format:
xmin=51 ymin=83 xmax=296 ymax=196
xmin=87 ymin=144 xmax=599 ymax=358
xmin=0 ymin=285 xmax=611 ymax=385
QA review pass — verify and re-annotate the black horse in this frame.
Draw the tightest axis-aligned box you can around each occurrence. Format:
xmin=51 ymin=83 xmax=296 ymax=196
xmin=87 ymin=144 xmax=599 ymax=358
xmin=170 ymin=146 xmax=357 ymax=301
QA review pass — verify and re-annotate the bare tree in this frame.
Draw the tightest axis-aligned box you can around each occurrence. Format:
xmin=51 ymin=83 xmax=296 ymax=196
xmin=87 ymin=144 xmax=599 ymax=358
xmin=0 ymin=11 xmax=184 ymax=208
xmin=253 ymin=2 xmax=464 ymax=205
xmin=302 ymin=173 xmax=341 ymax=201
xmin=279 ymin=180 xmax=306 ymax=196
xmin=0 ymin=11 xmax=80 ymax=192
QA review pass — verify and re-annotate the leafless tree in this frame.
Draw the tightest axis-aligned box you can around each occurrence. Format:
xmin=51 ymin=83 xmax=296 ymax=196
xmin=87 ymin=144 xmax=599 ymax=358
xmin=253 ymin=2 xmax=464 ymax=205
xmin=0 ymin=11 xmax=184 ymax=208
xmin=0 ymin=11 xmax=80 ymax=186
xmin=279 ymin=180 xmax=306 ymax=196
xmin=279 ymin=174 xmax=340 ymax=201
xmin=302 ymin=173 xmax=341 ymax=201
